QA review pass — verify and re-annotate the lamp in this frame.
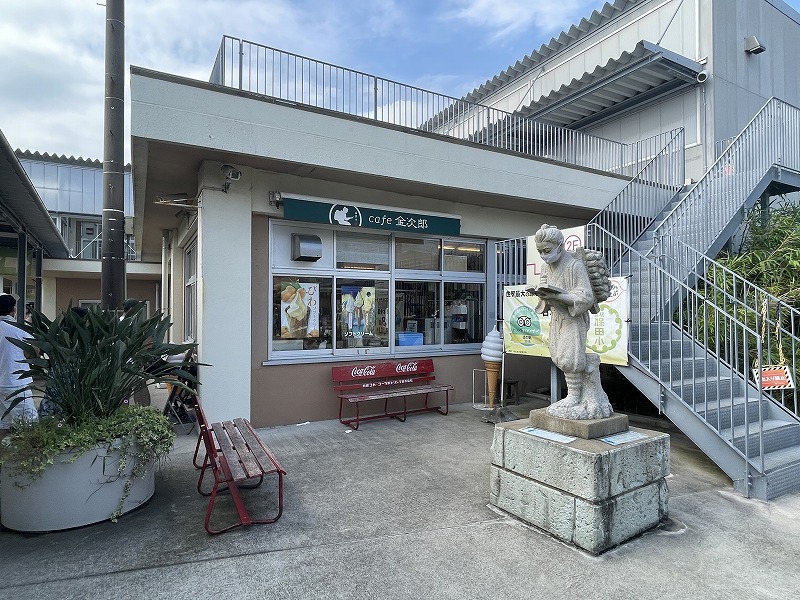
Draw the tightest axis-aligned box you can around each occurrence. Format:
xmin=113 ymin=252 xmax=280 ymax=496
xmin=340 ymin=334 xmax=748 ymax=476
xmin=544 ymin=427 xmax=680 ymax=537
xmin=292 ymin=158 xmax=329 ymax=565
xmin=744 ymin=35 xmax=766 ymax=54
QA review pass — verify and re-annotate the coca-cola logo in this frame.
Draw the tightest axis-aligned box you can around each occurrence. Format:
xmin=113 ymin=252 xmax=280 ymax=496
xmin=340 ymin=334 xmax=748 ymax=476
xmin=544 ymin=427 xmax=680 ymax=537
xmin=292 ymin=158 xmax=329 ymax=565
xmin=351 ymin=365 xmax=376 ymax=378
xmin=396 ymin=361 xmax=418 ymax=373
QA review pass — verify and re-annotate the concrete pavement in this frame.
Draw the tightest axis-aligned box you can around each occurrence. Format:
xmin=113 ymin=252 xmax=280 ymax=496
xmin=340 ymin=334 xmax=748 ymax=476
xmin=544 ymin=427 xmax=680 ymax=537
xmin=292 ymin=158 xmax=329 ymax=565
xmin=1 ymin=393 xmax=799 ymax=599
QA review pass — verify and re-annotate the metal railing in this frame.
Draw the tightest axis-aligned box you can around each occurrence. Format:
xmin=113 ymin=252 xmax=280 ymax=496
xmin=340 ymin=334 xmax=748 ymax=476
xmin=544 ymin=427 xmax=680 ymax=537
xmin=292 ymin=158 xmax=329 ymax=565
xmin=652 ymin=98 xmax=800 ymax=254
xmin=588 ymin=128 xmax=685 ymax=248
xmin=210 ymin=36 xmax=673 ymax=177
xmin=660 ymin=237 xmax=800 ymax=417
xmin=586 ymin=223 xmax=769 ymax=475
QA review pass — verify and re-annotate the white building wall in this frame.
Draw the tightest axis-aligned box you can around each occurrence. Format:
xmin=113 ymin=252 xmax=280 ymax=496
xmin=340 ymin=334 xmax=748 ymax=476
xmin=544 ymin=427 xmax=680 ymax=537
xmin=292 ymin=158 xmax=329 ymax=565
xmin=196 ymin=161 xmax=252 ymax=423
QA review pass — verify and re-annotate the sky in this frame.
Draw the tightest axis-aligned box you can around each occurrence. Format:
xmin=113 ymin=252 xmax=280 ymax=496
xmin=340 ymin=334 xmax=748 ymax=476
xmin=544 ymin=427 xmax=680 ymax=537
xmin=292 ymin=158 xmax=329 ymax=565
xmin=2 ymin=0 xmax=800 ymax=163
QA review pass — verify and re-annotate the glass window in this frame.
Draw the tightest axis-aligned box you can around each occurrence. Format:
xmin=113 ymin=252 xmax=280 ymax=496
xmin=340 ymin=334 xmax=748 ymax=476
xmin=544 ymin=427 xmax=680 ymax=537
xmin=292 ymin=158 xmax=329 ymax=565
xmin=336 ymin=279 xmax=389 ymax=350
xmin=184 ymin=243 xmax=197 ymax=342
xmin=443 ymin=241 xmax=485 ymax=273
xmin=395 ymin=281 xmax=441 ymax=346
xmin=273 ymin=277 xmax=333 ymax=352
xmin=336 ymin=232 xmax=389 ymax=271
xmin=444 ymin=282 xmax=484 ymax=344
xmin=395 ymin=237 xmax=440 ymax=270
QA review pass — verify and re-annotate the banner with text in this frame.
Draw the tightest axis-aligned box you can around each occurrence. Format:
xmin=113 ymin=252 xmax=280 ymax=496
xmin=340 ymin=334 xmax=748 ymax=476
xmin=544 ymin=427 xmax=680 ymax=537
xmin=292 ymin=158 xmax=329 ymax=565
xmin=502 ymin=277 xmax=630 ymax=365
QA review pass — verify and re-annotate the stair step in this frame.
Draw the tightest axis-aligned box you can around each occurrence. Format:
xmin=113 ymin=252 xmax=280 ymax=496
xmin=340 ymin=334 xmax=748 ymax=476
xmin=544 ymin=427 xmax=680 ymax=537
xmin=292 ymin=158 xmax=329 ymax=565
xmin=631 ymin=338 xmax=704 ymax=359
xmin=649 ymin=356 xmax=719 ymax=380
xmin=693 ymin=396 xmax=767 ymax=429
xmin=721 ymin=419 xmax=800 ymax=458
xmin=672 ymin=376 xmax=744 ymax=403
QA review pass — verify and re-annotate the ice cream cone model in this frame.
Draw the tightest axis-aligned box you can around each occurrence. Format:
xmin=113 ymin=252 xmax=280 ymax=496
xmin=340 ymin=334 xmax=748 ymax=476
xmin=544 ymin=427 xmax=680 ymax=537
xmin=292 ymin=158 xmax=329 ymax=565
xmin=481 ymin=326 xmax=504 ymax=407
xmin=484 ymin=361 xmax=501 ymax=406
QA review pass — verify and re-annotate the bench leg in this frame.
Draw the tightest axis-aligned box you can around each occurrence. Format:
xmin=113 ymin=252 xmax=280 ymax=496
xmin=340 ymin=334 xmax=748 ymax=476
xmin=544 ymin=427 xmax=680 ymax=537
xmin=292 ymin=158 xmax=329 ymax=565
xmin=339 ymin=398 xmax=361 ymax=430
xmin=193 ymin=430 xmax=205 ymax=469
xmin=204 ymin=470 xmax=284 ymax=535
xmin=437 ymin=390 xmax=450 ymax=415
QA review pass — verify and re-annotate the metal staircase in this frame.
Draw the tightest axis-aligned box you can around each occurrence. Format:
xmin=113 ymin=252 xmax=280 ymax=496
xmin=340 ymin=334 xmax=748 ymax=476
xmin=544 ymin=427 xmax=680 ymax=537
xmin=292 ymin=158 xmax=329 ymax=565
xmin=584 ymin=98 xmax=800 ymax=499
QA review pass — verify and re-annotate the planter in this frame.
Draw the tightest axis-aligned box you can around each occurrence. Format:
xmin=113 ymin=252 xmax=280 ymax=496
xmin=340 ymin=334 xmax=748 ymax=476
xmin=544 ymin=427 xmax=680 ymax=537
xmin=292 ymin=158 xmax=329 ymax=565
xmin=0 ymin=441 xmax=155 ymax=532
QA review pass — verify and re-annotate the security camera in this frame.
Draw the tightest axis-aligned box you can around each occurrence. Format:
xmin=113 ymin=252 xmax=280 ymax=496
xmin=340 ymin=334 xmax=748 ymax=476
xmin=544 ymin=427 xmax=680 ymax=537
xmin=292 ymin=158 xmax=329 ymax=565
xmin=221 ymin=164 xmax=242 ymax=181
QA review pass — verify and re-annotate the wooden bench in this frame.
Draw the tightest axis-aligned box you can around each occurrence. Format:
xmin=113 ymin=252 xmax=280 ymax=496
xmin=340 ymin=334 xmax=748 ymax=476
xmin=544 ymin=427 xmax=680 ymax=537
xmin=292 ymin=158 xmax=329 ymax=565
xmin=332 ymin=359 xmax=451 ymax=430
xmin=193 ymin=400 xmax=286 ymax=534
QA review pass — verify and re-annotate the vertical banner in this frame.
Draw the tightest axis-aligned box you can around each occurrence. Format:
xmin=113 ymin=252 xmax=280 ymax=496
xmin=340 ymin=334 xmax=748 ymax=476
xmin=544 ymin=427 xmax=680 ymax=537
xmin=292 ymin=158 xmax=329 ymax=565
xmin=280 ymin=280 xmax=320 ymax=338
xmin=503 ymin=277 xmax=629 ymax=365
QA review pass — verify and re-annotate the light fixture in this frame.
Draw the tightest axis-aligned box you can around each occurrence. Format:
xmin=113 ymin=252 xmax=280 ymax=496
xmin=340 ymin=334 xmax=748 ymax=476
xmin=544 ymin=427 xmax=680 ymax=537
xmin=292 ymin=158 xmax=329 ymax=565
xmin=744 ymin=35 xmax=766 ymax=54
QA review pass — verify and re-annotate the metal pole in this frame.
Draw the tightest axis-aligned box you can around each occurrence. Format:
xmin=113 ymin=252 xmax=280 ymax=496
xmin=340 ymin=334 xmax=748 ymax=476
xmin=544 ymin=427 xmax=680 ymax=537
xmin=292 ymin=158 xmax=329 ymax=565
xmin=100 ymin=0 xmax=126 ymax=310
xmin=16 ymin=231 xmax=27 ymax=323
xmin=34 ymin=248 xmax=42 ymax=313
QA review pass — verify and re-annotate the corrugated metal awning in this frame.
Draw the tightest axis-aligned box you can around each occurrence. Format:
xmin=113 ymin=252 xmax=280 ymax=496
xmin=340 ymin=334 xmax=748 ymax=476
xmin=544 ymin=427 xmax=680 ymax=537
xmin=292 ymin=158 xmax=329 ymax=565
xmin=0 ymin=129 xmax=69 ymax=258
xmin=519 ymin=41 xmax=705 ymax=129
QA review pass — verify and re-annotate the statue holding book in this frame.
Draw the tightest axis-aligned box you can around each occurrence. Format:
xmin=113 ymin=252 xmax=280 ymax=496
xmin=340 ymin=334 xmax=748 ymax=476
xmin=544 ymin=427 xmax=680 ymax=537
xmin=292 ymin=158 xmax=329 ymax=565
xmin=530 ymin=224 xmax=613 ymax=420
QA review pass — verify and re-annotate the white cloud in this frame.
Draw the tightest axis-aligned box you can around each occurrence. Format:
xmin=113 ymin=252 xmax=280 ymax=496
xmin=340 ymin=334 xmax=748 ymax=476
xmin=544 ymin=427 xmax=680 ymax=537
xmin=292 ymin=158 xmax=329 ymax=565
xmin=444 ymin=0 xmax=600 ymax=41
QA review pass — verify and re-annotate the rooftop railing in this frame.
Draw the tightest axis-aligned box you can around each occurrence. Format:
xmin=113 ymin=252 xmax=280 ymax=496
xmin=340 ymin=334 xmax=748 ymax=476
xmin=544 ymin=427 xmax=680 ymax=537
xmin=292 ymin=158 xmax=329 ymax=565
xmin=210 ymin=36 xmax=673 ymax=177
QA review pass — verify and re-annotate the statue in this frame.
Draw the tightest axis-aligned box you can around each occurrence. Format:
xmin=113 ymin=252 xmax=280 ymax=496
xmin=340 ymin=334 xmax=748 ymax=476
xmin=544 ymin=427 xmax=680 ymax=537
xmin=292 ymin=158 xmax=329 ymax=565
xmin=530 ymin=224 xmax=613 ymax=420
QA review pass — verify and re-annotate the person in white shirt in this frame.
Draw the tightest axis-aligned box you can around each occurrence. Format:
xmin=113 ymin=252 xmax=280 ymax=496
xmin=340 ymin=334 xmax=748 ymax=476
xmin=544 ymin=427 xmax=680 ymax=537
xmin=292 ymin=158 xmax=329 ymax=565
xmin=0 ymin=294 xmax=37 ymax=435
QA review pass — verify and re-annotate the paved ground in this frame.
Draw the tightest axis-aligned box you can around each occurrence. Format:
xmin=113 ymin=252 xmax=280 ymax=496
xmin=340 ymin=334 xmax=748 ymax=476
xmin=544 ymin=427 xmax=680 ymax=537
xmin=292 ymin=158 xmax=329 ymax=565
xmin=1 ymin=390 xmax=799 ymax=600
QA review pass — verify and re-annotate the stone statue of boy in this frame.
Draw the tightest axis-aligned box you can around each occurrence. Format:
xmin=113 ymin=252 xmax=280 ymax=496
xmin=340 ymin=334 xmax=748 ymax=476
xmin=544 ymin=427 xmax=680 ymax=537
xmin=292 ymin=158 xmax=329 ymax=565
xmin=531 ymin=224 xmax=613 ymax=420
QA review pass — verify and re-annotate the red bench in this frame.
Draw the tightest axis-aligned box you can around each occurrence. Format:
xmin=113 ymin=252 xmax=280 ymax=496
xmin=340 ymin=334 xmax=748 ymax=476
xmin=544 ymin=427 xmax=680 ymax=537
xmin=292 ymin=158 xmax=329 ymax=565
xmin=193 ymin=400 xmax=286 ymax=534
xmin=332 ymin=359 xmax=451 ymax=430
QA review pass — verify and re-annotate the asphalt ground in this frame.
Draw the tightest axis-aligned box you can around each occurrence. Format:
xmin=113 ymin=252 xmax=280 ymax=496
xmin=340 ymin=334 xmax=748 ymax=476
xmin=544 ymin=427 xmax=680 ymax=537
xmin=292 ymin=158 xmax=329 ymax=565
xmin=1 ymin=390 xmax=798 ymax=600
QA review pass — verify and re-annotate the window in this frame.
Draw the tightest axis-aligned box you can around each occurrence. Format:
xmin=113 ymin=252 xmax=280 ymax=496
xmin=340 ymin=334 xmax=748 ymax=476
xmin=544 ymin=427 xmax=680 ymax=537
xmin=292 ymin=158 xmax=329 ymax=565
xmin=395 ymin=237 xmax=440 ymax=270
xmin=269 ymin=222 xmax=487 ymax=360
xmin=444 ymin=282 xmax=484 ymax=344
xmin=184 ymin=243 xmax=197 ymax=341
xmin=273 ymin=277 xmax=333 ymax=352
xmin=336 ymin=279 xmax=389 ymax=350
xmin=336 ymin=232 xmax=389 ymax=271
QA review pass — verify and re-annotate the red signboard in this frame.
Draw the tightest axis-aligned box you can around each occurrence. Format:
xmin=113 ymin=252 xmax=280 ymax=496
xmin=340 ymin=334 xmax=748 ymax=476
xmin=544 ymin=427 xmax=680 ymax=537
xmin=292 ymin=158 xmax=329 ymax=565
xmin=752 ymin=365 xmax=795 ymax=390
xmin=331 ymin=359 xmax=434 ymax=383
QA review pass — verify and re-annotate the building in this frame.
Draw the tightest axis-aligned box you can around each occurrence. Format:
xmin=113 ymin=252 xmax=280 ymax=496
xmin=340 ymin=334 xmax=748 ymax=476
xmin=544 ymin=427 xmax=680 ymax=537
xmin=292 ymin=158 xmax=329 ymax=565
xmin=14 ymin=151 xmax=160 ymax=316
xmin=0 ymin=130 xmax=69 ymax=311
xmin=131 ymin=0 xmax=800 ymax=498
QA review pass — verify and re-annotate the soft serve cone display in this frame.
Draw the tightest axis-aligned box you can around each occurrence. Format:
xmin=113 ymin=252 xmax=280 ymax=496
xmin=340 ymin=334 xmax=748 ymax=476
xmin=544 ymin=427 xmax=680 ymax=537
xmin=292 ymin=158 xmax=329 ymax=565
xmin=481 ymin=326 xmax=503 ymax=407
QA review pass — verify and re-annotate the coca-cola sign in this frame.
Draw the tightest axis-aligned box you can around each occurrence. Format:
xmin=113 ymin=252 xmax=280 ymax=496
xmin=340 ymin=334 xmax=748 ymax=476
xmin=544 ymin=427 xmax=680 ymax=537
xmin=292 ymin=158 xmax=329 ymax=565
xmin=351 ymin=365 xmax=377 ymax=378
xmin=395 ymin=361 xmax=418 ymax=373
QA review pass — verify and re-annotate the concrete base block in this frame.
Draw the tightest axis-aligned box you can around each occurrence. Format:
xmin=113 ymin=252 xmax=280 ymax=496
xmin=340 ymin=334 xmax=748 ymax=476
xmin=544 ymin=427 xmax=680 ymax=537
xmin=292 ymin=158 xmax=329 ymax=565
xmin=489 ymin=419 xmax=669 ymax=554
xmin=529 ymin=408 xmax=629 ymax=439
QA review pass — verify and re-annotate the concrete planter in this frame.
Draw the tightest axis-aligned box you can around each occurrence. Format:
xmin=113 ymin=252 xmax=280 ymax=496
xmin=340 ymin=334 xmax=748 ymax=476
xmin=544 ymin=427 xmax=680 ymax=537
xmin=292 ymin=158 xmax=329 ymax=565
xmin=0 ymin=441 xmax=155 ymax=532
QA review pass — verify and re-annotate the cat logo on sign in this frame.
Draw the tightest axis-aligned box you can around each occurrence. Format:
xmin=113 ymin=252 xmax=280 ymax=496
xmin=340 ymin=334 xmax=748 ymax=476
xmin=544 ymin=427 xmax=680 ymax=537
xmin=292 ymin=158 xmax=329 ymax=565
xmin=752 ymin=365 xmax=795 ymax=390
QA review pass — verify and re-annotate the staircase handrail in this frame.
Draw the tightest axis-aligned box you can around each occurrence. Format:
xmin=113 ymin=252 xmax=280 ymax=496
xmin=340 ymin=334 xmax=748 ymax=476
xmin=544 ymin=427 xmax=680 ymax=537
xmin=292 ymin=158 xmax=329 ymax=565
xmin=651 ymin=97 xmax=800 ymax=253
xmin=587 ymin=222 xmax=768 ymax=474
xmin=662 ymin=236 xmax=800 ymax=417
xmin=588 ymin=128 xmax=685 ymax=247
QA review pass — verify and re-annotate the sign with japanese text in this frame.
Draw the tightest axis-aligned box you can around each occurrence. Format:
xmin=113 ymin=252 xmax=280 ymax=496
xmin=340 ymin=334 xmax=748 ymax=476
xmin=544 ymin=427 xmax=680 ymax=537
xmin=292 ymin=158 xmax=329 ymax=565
xmin=502 ymin=277 xmax=629 ymax=365
xmin=283 ymin=197 xmax=460 ymax=236
xmin=752 ymin=365 xmax=795 ymax=390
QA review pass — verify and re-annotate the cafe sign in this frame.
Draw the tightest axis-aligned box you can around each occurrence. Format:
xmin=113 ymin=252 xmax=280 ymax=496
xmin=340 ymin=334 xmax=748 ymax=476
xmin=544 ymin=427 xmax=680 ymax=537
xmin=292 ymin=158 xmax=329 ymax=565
xmin=283 ymin=197 xmax=460 ymax=236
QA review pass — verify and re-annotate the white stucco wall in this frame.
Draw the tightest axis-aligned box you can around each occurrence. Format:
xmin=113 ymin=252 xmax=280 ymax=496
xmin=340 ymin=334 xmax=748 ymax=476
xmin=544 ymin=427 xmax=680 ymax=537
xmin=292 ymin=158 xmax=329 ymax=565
xmin=195 ymin=161 xmax=253 ymax=423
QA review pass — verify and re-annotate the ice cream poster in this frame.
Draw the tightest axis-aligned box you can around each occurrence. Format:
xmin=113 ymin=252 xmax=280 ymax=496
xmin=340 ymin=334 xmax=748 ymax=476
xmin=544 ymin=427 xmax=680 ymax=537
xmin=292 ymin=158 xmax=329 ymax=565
xmin=341 ymin=286 xmax=377 ymax=338
xmin=280 ymin=280 xmax=320 ymax=338
xmin=502 ymin=277 xmax=629 ymax=365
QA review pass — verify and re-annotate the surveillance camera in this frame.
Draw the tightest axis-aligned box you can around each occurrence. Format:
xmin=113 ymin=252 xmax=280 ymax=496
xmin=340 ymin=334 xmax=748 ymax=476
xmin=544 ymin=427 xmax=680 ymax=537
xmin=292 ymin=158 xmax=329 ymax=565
xmin=221 ymin=164 xmax=242 ymax=181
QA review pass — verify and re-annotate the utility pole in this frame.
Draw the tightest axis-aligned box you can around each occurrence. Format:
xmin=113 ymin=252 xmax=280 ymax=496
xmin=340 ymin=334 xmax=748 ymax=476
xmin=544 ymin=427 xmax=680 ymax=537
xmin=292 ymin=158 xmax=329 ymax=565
xmin=100 ymin=0 xmax=126 ymax=309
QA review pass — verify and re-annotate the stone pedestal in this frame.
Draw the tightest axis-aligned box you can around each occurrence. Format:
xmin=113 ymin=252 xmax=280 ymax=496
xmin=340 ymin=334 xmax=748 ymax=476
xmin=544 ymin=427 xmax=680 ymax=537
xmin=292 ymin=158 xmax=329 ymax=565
xmin=489 ymin=419 xmax=669 ymax=554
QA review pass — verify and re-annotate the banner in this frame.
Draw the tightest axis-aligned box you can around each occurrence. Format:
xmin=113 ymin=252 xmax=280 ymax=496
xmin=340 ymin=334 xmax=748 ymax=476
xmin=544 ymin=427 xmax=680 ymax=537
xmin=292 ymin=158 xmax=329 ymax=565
xmin=502 ymin=277 xmax=629 ymax=365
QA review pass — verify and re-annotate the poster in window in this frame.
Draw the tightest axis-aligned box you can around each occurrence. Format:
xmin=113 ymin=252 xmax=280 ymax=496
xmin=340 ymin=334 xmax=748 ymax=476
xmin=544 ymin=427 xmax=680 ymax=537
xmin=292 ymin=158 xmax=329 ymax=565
xmin=280 ymin=280 xmax=319 ymax=338
xmin=341 ymin=285 xmax=376 ymax=338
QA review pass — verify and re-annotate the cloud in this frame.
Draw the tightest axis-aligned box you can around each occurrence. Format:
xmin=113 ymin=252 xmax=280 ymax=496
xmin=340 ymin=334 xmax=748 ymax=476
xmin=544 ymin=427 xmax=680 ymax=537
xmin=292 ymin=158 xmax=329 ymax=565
xmin=444 ymin=0 xmax=600 ymax=41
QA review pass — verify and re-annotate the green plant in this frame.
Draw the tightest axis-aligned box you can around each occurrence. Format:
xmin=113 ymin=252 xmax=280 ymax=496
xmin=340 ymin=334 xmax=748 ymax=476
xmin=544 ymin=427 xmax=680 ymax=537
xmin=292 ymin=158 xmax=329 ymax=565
xmin=3 ymin=303 xmax=196 ymax=423
xmin=0 ymin=405 xmax=175 ymax=520
xmin=0 ymin=303 xmax=198 ymax=520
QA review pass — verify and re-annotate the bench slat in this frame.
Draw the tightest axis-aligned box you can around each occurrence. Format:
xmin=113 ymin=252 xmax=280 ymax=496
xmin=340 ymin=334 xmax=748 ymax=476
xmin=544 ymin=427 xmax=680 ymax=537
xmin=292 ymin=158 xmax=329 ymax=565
xmin=234 ymin=418 xmax=285 ymax=475
xmin=211 ymin=422 xmax=248 ymax=482
xmin=340 ymin=384 xmax=453 ymax=402
xmin=222 ymin=421 xmax=264 ymax=481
